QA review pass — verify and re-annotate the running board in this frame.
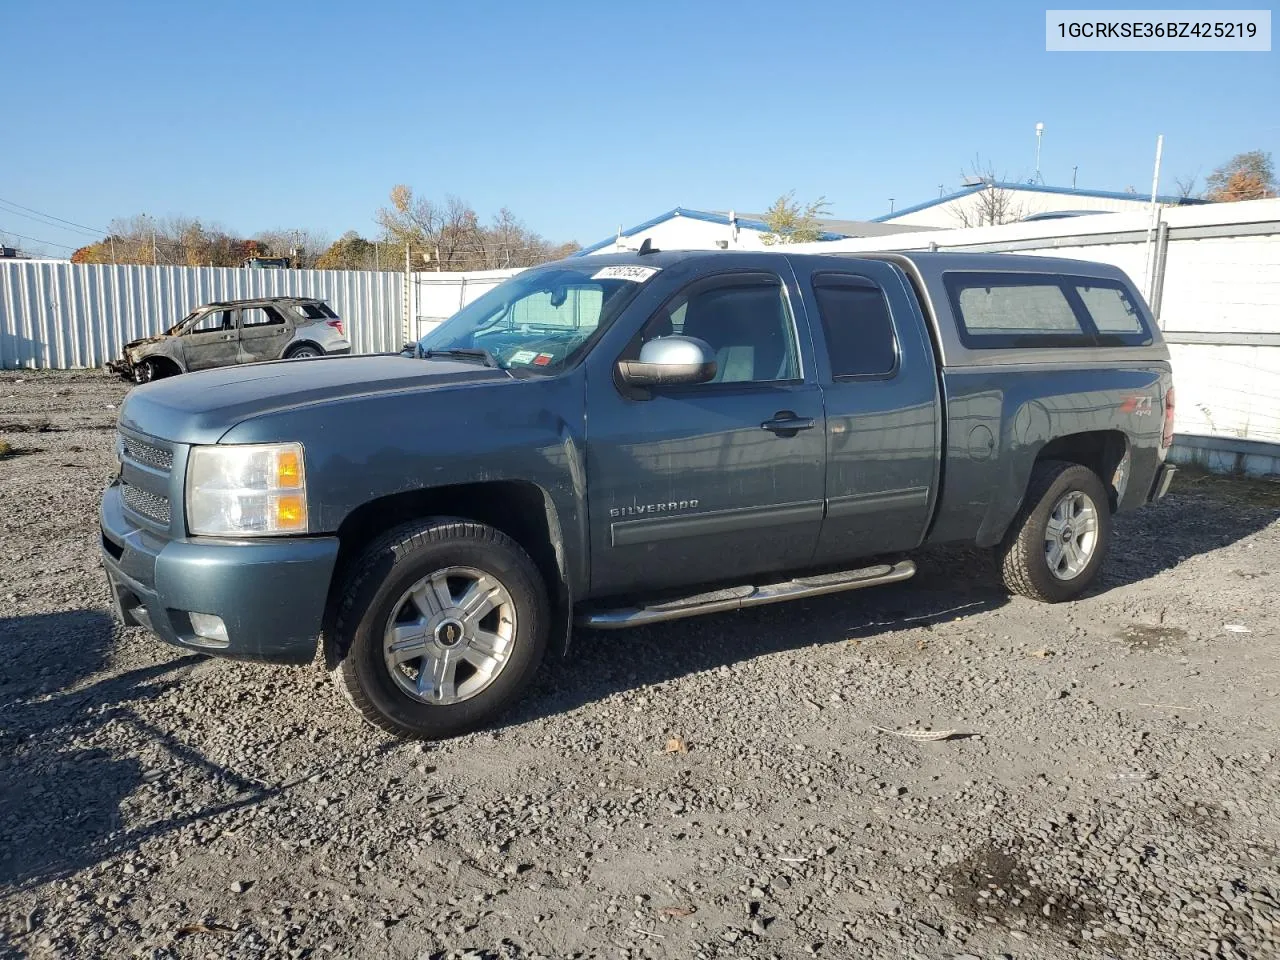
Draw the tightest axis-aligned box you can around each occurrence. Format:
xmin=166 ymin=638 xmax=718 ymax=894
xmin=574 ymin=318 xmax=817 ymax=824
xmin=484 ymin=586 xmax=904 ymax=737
xmin=576 ymin=559 xmax=916 ymax=629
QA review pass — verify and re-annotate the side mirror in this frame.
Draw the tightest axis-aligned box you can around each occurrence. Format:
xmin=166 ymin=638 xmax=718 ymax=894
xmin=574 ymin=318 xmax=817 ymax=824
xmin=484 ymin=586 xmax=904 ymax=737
xmin=399 ymin=342 xmax=418 ymax=358
xmin=616 ymin=335 xmax=717 ymax=387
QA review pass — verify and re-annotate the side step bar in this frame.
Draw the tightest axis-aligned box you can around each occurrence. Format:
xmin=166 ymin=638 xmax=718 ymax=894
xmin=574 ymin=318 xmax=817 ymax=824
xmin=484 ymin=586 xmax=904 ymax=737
xmin=576 ymin=559 xmax=916 ymax=630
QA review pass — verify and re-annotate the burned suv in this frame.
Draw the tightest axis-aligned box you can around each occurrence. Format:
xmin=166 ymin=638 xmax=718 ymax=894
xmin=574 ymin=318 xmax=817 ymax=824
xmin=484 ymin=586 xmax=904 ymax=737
xmin=107 ymin=296 xmax=351 ymax=383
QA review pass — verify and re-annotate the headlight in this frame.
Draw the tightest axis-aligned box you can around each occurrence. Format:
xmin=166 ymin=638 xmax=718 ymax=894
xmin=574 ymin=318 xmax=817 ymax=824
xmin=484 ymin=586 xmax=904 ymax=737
xmin=186 ymin=443 xmax=308 ymax=536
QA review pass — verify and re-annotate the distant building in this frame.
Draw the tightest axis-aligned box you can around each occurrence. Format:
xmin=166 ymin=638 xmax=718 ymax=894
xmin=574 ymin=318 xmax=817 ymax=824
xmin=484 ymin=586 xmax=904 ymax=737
xmin=877 ymin=181 xmax=1207 ymax=229
xmin=576 ymin=207 xmax=924 ymax=256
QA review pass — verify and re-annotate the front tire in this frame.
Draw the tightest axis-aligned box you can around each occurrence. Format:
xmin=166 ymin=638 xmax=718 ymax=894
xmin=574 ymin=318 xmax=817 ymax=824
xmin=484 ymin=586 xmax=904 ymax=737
xmin=325 ymin=519 xmax=548 ymax=739
xmin=997 ymin=460 xmax=1112 ymax=603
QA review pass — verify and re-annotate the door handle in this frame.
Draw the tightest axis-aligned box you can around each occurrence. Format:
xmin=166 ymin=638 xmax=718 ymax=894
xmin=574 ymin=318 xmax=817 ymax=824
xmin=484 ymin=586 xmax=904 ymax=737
xmin=761 ymin=411 xmax=815 ymax=437
xmin=223 ymin=334 xmax=234 ymax=341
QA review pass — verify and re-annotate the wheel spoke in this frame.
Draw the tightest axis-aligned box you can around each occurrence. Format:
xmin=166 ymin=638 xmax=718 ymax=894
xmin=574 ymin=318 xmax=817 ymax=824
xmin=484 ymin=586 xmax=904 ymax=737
xmin=1046 ymin=540 xmax=1065 ymax=571
xmin=464 ymin=629 xmax=507 ymax=668
xmin=1045 ymin=515 xmax=1066 ymax=540
xmin=1077 ymin=513 xmax=1098 ymax=534
xmin=410 ymin=574 xmax=453 ymax=619
xmin=387 ymin=626 xmax=429 ymax=663
xmin=417 ymin=651 xmax=457 ymax=702
xmin=1064 ymin=538 xmax=1084 ymax=571
xmin=457 ymin=575 xmax=501 ymax=626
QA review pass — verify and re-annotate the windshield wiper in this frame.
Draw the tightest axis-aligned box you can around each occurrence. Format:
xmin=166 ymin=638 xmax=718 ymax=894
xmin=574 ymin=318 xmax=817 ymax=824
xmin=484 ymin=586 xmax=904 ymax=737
xmin=423 ymin=347 xmax=499 ymax=368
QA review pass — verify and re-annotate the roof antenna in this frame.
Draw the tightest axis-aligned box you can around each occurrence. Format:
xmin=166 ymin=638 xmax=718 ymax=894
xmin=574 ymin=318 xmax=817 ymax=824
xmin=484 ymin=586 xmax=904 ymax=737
xmin=638 ymin=237 xmax=658 ymax=255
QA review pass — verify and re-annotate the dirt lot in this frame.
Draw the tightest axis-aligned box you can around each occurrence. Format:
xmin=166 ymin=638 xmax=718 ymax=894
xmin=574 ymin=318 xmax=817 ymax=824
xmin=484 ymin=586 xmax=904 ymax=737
xmin=1 ymin=370 xmax=1278 ymax=960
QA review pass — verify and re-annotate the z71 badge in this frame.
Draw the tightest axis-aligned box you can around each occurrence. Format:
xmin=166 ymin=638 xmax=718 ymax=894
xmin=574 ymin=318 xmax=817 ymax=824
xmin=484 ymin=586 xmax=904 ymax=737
xmin=610 ymin=499 xmax=699 ymax=518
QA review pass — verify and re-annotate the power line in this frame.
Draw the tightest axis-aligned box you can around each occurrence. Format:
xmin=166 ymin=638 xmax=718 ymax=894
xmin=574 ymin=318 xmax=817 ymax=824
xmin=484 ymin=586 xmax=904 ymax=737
xmin=0 ymin=197 xmax=108 ymax=235
xmin=0 ymin=202 xmax=102 ymax=239
xmin=0 ymin=228 xmax=79 ymax=251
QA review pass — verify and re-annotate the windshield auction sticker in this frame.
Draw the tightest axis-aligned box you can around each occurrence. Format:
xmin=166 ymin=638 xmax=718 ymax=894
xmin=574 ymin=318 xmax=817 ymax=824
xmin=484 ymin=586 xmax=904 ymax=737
xmin=1046 ymin=9 xmax=1271 ymax=50
xmin=591 ymin=265 xmax=661 ymax=282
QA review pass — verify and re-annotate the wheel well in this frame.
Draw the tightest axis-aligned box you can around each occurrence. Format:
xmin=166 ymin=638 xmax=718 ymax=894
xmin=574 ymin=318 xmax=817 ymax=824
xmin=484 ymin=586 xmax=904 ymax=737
xmin=285 ymin=340 xmax=324 ymax=358
xmin=140 ymin=355 xmax=182 ymax=377
xmin=1035 ymin=430 xmax=1129 ymax=507
xmin=328 ymin=481 xmax=570 ymax=651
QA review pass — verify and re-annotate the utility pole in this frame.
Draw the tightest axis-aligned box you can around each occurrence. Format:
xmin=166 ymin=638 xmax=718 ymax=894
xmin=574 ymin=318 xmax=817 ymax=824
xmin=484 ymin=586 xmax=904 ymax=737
xmin=1072 ymin=165 xmax=1078 ymax=189
xmin=1034 ymin=122 xmax=1045 ymax=184
xmin=888 ymin=198 xmax=895 ymax=214
xmin=403 ymin=242 xmax=412 ymax=346
xmin=1142 ymin=134 xmax=1165 ymax=303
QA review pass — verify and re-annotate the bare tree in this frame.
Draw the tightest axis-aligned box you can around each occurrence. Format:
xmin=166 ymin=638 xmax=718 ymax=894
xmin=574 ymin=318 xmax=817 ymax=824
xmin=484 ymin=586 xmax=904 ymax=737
xmin=1174 ymin=172 xmax=1200 ymax=200
xmin=375 ymin=185 xmax=575 ymax=270
xmin=951 ymin=159 xmax=1024 ymax=227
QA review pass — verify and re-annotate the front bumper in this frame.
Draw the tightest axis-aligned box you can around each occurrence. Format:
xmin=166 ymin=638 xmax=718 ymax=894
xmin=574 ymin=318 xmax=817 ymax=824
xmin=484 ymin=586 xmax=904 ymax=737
xmin=1149 ymin=463 xmax=1176 ymax=502
xmin=100 ymin=481 xmax=340 ymax=664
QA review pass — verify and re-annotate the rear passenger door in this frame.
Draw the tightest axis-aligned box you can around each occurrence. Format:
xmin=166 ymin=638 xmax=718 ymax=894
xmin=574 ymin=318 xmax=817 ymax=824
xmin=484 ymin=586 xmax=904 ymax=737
xmin=792 ymin=257 xmax=941 ymax=564
xmin=237 ymin=305 xmax=294 ymax=363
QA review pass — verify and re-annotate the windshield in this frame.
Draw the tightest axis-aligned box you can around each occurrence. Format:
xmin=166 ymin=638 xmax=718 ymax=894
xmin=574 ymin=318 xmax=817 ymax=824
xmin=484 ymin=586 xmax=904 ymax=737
xmin=417 ymin=263 xmax=658 ymax=373
xmin=167 ymin=310 xmax=201 ymax=335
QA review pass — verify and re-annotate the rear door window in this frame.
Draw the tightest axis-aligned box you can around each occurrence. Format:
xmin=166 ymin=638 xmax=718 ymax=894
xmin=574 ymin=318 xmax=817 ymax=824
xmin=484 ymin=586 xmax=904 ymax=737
xmin=240 ymin=306 xmax=288 ymax=328
xmin=811 ymin=273 xmax=898 ymax=379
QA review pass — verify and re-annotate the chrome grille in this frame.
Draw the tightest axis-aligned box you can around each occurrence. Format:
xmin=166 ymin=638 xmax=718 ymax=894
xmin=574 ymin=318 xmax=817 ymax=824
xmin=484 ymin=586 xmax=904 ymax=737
xmin=121 ymin=483 xmax=171 ymax=525
xmin=122 ymin=436 xmax=173 ymax=472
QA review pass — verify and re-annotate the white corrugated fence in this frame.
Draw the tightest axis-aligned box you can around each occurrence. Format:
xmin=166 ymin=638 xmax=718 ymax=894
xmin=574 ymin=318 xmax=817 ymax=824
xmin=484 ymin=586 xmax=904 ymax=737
xmin=0 ymin=263 xmax=407 ymax=368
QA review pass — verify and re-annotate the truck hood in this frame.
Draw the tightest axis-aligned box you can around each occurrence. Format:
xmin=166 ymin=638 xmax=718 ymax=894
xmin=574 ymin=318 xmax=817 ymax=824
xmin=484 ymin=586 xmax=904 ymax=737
xmin=119 ymin=354 xmax=510 ymax=444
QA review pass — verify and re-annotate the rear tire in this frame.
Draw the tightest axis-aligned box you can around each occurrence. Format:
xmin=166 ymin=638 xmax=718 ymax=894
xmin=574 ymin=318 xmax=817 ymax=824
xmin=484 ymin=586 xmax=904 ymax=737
xmin=997 ymin=460 xmax=1112 ymax=603
xmin=286 ymin=345 xmax=322 ymax=359
xmin=325 ymin=519 xmax=548 ymax=740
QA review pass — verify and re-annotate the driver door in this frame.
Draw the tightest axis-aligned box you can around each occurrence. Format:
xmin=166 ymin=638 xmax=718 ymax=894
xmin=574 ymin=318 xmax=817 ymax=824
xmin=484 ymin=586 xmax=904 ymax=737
xmin=181 ymin=309 xmax=239 ymax=370
xmin=584 ymin=264 xmax=826 ymax=596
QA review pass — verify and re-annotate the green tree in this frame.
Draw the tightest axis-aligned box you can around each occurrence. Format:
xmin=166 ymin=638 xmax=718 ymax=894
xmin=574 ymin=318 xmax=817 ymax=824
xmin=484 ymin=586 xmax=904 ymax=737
xmin=1204 ymin=151 xmax=1277 ymax=202
xmin=759 ymin=191 xmax=832 ymax=245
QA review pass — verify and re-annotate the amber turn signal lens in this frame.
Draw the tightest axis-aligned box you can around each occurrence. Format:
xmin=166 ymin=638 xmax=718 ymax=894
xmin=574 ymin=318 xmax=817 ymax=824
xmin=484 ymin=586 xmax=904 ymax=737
xmin=275 ymin=495 xmax=306 ymax=529
xmin=276 ymin=450 xmax=302 ymax=488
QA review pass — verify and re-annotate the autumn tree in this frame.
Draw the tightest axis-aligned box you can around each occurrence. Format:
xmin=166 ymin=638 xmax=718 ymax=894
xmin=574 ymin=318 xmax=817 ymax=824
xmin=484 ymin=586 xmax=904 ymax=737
xmin=375 ymin=185 xmax=577 ymax=269
xmin=316 ymin=231 xmax=379 ymax=270
xmin=759 ymin=191 xmax=832 ymax=244
xmin=1204 ymin=151 xmax=1277 ymax=202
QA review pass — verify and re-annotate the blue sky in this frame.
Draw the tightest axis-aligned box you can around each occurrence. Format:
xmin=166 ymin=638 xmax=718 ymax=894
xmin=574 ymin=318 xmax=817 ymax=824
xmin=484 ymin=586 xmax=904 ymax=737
xmin=4 ymin=0 xmax=1277 ymax=255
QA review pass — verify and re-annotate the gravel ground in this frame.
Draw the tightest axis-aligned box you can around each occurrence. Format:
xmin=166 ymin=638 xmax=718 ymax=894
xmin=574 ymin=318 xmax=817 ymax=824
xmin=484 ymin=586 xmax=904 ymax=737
xmin=1 ymin=370 xmax=1278 ymax=960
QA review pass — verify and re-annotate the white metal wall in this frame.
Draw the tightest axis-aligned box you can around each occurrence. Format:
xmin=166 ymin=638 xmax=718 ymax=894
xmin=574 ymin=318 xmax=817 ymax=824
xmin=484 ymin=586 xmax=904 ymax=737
xmin=411 ymin=269 xmax=520 ymax=340
xmin=0 ymin=263 xmax=406 ymax=369
xmin=881 ymin=189 xmax=1192 ymax=229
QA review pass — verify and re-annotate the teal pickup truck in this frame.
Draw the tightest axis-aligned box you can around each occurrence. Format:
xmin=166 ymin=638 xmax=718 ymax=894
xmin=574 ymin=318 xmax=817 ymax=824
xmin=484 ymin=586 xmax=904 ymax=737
xmin=101 ymin=250 xmax=1175 ymax=739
